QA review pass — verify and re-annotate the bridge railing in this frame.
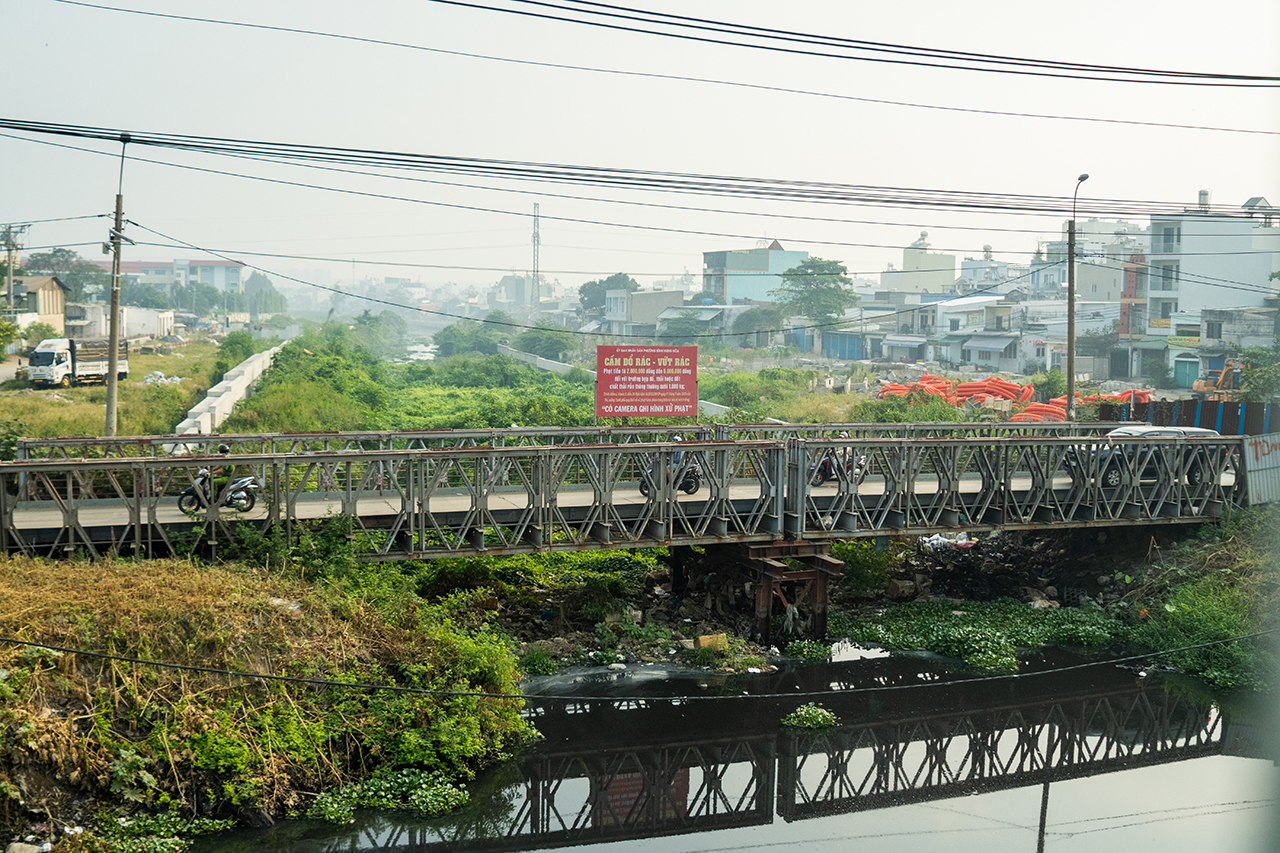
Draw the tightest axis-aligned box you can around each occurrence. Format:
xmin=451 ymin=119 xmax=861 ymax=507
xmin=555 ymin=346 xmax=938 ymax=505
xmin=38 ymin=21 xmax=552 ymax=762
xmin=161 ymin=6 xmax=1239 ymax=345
xmin=786 ymin=433 xmax=1244 ymax=539
xmin=0 ymin=433 xmax=1248 ymax=559
xmin=12 ymin=422 xmax=1135 ymax=460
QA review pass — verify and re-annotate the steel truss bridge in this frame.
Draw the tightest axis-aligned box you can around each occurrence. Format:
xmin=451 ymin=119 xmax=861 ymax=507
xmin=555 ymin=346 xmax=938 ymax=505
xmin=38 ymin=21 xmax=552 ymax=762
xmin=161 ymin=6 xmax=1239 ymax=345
xmin=289 ymin=666 xmax=1228 ymax=851
xmin=1 ymin=422 xmax=1245 ymax=561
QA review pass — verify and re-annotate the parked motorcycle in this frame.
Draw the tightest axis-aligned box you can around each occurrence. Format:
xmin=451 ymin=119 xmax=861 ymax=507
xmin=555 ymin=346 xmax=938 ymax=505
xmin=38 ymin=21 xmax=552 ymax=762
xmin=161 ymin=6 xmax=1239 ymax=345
xmin=809 ymin=449 xmax=869 ymax=487
xmin=639 ymin=437 xmax=701 ymax=496
xmin=178 ymin=468 xmax=259 ymax=513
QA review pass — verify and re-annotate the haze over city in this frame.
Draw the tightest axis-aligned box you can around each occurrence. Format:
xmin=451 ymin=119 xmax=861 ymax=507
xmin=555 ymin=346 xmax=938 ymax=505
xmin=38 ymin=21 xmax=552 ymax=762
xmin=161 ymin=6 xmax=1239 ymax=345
xmin=3 ymin=0 xmax=1277 ymax=314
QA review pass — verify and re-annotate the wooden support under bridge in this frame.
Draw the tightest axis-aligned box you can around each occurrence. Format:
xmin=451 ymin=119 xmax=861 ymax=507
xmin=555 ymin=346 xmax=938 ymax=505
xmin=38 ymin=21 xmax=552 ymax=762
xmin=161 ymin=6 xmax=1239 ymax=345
xmin=721 ymin=541 xmax=844 ymax=643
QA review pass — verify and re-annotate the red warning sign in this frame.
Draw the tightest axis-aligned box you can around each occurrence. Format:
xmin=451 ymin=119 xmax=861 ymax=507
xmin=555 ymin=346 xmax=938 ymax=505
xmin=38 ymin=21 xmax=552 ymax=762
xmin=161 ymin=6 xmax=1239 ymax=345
xmin=595 ymin=345 xmax=698 ymax=418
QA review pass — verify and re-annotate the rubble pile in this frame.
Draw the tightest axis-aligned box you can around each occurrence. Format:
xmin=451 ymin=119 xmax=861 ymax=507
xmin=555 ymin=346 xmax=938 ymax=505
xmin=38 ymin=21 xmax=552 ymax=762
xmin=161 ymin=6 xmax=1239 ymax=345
xmin=891 ymin=531 xmax=1069 ymax=605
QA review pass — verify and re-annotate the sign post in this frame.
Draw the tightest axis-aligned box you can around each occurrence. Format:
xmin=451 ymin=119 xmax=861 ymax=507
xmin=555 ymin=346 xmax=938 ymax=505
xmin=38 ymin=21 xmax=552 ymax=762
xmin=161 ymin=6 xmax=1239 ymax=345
xmin=595 ymin=345 xmax=698 ymax=418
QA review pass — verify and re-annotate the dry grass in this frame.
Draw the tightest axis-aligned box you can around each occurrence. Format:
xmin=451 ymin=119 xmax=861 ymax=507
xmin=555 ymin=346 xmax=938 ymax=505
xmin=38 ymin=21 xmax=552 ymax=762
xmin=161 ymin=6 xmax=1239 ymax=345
xmin=0 ymin=342 xmax=224 ymax=437
xmin=0 ymin=556 xmax=385 ymax=676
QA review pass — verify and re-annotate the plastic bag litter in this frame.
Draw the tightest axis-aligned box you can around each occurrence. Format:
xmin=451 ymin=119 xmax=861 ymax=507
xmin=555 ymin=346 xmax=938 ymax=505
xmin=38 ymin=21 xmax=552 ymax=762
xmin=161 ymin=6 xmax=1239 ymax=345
xmin=141 ymin=371 xmax=186 ymax=385
xmin=922 ymin=532 xmax=972 ymax=553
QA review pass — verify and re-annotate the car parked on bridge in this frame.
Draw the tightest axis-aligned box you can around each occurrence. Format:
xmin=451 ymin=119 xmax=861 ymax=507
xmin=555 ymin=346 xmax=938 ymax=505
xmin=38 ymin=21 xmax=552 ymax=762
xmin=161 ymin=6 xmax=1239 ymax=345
xmin=1065 ymin=425 xmax=1224 ymax=489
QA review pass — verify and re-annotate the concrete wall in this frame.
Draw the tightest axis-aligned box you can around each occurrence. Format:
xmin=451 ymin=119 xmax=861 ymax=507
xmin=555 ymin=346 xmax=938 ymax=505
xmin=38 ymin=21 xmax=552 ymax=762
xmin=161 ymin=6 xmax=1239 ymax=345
xmin=174 ymin=344 xmax=284 ymax=435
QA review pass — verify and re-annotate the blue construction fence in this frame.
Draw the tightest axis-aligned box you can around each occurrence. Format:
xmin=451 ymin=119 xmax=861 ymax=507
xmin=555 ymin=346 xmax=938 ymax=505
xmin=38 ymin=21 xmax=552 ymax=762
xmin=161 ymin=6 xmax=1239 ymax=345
xmin=1098 ymin=399 xmax=1272 ymax=436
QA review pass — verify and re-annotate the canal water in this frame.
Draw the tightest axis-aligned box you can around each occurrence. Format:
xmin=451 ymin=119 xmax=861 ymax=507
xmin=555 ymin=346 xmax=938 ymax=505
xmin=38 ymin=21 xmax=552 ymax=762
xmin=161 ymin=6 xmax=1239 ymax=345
xmin=197 ymin=650 xmax=1279 ymax=852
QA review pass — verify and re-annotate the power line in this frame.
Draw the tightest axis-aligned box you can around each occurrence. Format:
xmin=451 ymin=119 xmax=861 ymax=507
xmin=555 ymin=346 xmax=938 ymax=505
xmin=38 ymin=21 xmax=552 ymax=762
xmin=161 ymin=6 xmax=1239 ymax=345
xmin=0 ymin=214 xmax=109 ymax=227
xmin=7 ymin=126 xmax=1277 ymax=266
xmin=0 ymin=118 xmax=1255 ymax=219
xmin=45 ymin=1 xmax=1279 ymax=135
xmin=423 ymin=0 xmax=1280 ymax=87
xmin=89 ymin=133 xmax=1280 ymax=248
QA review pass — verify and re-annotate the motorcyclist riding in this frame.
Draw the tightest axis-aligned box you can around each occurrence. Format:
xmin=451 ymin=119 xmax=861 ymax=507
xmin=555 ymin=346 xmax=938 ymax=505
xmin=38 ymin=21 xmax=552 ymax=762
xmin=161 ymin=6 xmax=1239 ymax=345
xmin=210 ymin=444 xmax=232 ymax=504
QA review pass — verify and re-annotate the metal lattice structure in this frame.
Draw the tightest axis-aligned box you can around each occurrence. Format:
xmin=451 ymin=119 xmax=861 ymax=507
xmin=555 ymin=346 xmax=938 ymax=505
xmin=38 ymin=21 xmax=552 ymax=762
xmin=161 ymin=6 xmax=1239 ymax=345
xmin=0 ymin=430 xmax=1245 ymax=559
xmin=778 ymin=689 xmax=1222 ymax=819
xmin=302 ymin=681 xmax=1222 ymax=852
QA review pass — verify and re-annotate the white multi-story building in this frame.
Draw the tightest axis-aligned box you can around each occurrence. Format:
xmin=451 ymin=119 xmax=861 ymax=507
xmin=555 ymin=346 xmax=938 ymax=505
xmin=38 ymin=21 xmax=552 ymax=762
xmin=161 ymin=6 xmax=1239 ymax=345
xmin=1138 ymin=193 xmax=1279 ymax=384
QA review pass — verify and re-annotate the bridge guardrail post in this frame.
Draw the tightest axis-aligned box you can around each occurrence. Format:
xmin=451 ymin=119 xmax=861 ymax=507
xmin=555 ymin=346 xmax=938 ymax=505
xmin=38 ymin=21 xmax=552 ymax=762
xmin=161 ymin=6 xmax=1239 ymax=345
xmin=784 ymin=439 xmax=806 ymax=537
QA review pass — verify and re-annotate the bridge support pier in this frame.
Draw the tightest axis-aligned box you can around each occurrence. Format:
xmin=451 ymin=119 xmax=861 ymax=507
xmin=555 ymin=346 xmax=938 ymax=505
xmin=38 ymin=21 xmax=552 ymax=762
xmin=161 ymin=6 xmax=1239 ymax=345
xmin=731 ymin=542 xmax=844 ymax=645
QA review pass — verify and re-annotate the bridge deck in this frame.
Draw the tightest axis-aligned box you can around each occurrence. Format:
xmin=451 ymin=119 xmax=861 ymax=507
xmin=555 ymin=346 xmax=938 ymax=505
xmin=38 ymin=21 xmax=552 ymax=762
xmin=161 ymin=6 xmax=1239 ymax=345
xmin=0 ymin=426 xmax=1247 ymax=559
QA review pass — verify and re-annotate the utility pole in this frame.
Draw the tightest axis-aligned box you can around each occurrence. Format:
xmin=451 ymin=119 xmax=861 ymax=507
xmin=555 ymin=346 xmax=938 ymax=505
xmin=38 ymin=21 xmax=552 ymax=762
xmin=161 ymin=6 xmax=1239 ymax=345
xmin=1066 ymin=173 xmax=1089 ymax=421
xmin=105 ymin=135 xmax=129 ymax=437
xmin=530 ymin=203 xmax=540 ymax=318
xmin=2 ymin=223 xmax=29 ymax=313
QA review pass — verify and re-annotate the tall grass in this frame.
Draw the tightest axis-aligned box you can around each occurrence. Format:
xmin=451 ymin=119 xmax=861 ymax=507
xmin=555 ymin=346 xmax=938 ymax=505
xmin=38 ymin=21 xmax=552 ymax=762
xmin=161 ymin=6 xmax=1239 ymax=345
xmin=0 ymin=342 xmax=224 ymax=437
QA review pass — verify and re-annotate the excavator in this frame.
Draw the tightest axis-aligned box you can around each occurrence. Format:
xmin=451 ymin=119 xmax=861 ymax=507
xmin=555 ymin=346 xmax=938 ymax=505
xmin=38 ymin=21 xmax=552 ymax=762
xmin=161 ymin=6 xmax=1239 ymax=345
xmin=1192 ymin=360 xmax=1242 ymax=399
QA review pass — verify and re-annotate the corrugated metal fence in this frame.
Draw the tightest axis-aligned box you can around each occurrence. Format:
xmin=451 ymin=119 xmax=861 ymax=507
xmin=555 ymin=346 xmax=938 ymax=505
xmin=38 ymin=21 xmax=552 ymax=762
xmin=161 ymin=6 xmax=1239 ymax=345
xmin=1242 ymin=433 xmax=1280 ymax=505
xmin=1098 ymin=399 xmax=1273 ymax=436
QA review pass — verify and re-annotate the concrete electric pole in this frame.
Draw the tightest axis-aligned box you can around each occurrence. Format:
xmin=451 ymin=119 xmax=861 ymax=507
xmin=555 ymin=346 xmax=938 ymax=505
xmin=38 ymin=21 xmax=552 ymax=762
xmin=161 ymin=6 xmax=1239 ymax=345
xmin=2 ymin=223 xmax=29 ymax=313
xmin=1066 ymin=173 xmax=1089 ymax=421
xmin=104 ymin=135 xmax=130 ymax=437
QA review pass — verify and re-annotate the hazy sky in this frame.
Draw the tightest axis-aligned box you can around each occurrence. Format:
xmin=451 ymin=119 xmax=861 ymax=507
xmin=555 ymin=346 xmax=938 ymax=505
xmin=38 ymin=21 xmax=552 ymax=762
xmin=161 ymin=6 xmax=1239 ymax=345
xmin=4 ymin=0 xmax=1278 ymax=302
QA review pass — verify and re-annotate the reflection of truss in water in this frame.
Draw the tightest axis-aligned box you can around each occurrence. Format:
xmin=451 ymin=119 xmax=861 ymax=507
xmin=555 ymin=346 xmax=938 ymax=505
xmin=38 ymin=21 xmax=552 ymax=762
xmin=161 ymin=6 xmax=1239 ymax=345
xmin=778 ymin=691 xmax=1220 ymax=820
xmin=335 ymin=683 xmax=1223 ymax=852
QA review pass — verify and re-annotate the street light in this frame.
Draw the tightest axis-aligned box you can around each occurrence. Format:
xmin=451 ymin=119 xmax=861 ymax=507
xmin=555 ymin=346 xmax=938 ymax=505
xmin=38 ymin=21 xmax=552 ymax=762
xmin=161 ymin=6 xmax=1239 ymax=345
xmin=1066 ymin=173 xmax=1089 ymax=421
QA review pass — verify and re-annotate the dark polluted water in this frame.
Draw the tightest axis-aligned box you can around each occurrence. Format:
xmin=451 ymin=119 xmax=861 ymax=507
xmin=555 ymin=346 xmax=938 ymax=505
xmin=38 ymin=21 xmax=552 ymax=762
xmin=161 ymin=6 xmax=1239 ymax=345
xmin=197 ymin=649 xmax=1279 ymax=852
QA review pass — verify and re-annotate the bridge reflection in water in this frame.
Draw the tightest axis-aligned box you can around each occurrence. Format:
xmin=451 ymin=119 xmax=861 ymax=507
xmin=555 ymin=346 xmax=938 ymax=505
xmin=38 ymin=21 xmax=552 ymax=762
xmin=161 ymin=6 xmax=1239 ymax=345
xmin=235 ymin=661 xmax=1231 ymax=853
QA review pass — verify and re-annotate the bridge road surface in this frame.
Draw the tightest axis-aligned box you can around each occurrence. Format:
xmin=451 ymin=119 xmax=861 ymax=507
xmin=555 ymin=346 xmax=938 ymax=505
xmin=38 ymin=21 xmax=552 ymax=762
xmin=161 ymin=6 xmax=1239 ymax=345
xmin=6 ymin=469 xmax=1232 ymax=531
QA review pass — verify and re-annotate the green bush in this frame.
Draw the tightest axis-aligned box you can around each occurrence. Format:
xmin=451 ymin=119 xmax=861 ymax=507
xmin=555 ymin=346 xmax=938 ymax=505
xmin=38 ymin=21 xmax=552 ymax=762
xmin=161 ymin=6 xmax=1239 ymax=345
xmin=518 ymin=647 xmax=559 ymax=676
xmin=841 ymin=598 xmax=1123 ymax=672
xmin=1127 ymin=576 xmax=1270 ymax=689
xmin=782 ymin=702 xmax=838 ymax=728
xmin=785 ymin=639 xmax=831 ymax=661
xmin=830 ymin=540 xmax=893 ymax=597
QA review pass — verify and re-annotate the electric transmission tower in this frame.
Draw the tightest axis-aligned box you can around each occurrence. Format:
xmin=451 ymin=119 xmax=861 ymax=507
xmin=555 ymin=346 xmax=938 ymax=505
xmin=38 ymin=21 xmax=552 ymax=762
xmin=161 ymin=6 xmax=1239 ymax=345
xmin=530 ymin=203 xmax=540 ymax=318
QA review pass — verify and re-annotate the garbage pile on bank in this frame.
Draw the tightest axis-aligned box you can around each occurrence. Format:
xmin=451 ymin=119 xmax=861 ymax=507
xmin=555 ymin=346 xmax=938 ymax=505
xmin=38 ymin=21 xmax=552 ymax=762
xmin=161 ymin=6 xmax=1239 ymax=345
xmin=141 ymin=371 xmax=185 ymax=385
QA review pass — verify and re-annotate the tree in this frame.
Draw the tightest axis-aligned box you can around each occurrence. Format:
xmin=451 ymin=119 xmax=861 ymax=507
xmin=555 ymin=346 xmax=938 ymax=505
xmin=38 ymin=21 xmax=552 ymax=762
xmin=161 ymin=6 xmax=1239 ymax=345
xmin=658 ymin=311 xmax=707 ymax=345
xmin=0 ymin=317 xmax=17 ymax=360
xmin=170 ymin=280 xmax=235 ymax=317
xmin=731 ymin=306 xmax=783 ymax=346
xmin=121 ymin=281 xmax=170 ymax=309
xmin=24 ymin=247 xmax=109 ymax=302
xmin=1077 ymin=321 xmax=1120 ymax=357
xmin=769 ymin=257 xmax=858 ymax=326
xmin=1237 ymin=339 xmax=1280 ymax=402
xmin=23 ymin=322 xmax=57 ymax=347
xmin=579 ymin=273 xmax=638 ymax=314
xmin=513 ymin=323 xmax=577 ymax=361
xmin=433 ymin=311 xmax=511 ymax=357
xmin=244 ymin=271 xmax=288 ymax=314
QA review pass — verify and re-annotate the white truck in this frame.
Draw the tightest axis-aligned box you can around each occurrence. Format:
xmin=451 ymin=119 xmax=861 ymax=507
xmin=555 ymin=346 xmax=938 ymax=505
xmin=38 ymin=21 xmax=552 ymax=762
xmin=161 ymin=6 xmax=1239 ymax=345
xmin=28 ymin=338 xmax=129 ymax=387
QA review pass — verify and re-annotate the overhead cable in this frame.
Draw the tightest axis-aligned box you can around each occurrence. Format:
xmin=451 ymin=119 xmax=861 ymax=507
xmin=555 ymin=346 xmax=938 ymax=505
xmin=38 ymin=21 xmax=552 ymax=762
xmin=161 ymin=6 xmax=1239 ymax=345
xmin=424 ymin=0 xmax=1279 ymax=87
xmin=45 ymin=1 xmax=1278 ymax=134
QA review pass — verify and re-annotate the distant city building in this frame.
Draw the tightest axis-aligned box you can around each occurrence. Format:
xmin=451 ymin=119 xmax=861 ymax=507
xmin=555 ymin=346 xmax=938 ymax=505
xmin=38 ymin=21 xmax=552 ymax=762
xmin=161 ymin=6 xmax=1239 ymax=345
xmin=6 ymin=275 xmax=69 ymax=334
xmin=1133 ymin=193 xmax=1280 ymax=385
xmin=702 ymin=240 xmax=808 ymax=303
xmin=108 ymin=259 xmax=246 ymax=292
xmin=604 ymin=289 xmax=684 ymax=336
xmin=880 ymin=231 xmax=955 ymax=294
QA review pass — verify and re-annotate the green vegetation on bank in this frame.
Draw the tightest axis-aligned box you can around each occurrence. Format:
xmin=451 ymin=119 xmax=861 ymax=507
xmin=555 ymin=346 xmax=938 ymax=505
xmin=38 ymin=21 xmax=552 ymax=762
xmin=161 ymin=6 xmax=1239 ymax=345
xmin=219 ymin=322 xmax=596 ymax=433
xmin=827 ymin=508 xmax=1278 ymax=688
xmin=220 ymin=319 xmax=989 ymax=433
xmin=0 ymin=544 xmax=531 ymax=843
